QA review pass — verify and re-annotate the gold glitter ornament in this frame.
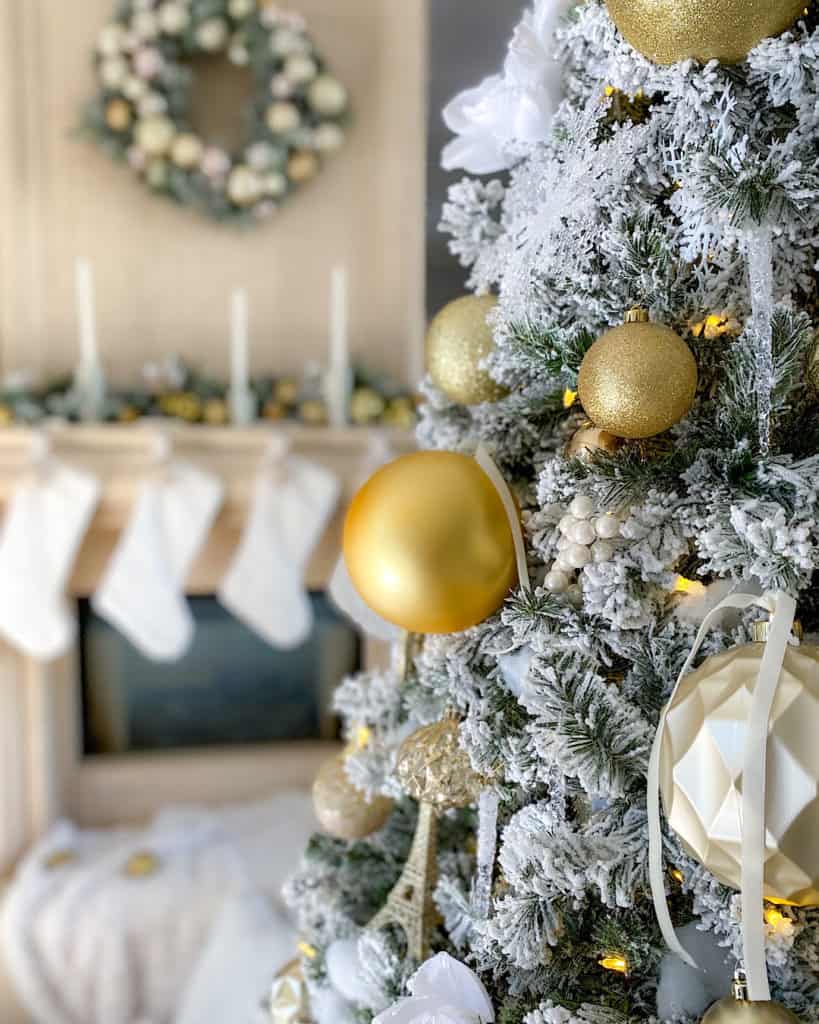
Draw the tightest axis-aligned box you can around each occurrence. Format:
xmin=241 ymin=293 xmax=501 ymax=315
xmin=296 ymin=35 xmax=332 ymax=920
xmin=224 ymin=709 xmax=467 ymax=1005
xmin=123 ymin=851 xmax=161 ymax=878
xmin=395 ymin=713 xmax=484 ymax=812
xmin=605 ymin=0 xmax=805 ymax=66
xmin=426 ymin=295 xmax=507 ymax=405
xmin=578 ymin=308 xmax=698 ymax=439
xmin=343 ymin=451 xmax=517 ymax=634
xmin=701 ymin=977 xmax=801 ymax=1023
xmin=312 ymin=753 xmax=394 ymax=841
xmin=660 ymin=636 xmax=819 ymax=906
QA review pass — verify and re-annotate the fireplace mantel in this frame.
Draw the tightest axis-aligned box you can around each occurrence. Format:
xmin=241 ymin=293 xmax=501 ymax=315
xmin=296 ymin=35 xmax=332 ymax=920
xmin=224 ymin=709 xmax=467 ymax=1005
xmin=0 ymin=423 xmax=414 ymax=871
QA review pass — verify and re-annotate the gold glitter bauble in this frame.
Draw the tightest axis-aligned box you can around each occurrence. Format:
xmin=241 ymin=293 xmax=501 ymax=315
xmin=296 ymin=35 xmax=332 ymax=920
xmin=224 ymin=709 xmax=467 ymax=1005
xmin=660 ymin=641 xmax=819 ymax=906
xmin=350 ymin=386 xmax=386 ymax=425
xmin=287 ymin=150 xmax=319 ymax=184
xmin=396 ymin=716 xmax=484 ymax=812
xmin=105 ymin=97 xmax=132 ymax=132
xmin=312 ymin=753 xmax=394 ymax=841
xmin=566 ymin=423 xmax=622 ymax=461
xmin=702 ymin=997 xmax=801 ymax=1023
xmin=606 ymin=0 xmax=805 ymax=65
xmin=426 ymin=295 xmax=507 ymax=405
xmin=343 ymin=451 xmax=517 ymax=634
xmin=578 ymin=309 xmax=697 ymax=439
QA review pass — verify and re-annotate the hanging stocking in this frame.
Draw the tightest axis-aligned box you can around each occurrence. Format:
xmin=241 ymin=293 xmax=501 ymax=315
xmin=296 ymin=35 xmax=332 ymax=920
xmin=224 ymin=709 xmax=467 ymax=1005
xmin=0 ymin=457 xmax=99 ymax=661
xmin=93 ymin=463 xmax=223 ymax=661
xmin=218 ymin=454 xmax=339 ymax=649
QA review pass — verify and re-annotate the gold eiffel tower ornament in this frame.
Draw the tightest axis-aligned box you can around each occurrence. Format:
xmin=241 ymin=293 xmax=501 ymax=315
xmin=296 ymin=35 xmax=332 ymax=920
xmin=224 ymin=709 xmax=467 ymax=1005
xmin=367 ymin=710 xmax=484 ymax=960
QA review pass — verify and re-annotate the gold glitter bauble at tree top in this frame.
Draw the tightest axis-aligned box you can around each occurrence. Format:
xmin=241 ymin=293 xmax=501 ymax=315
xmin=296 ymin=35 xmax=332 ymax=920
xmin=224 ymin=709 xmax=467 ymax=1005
xmin=426 ymin=294 xmax=507 ymax=405
xmin=396 ymin=714 xmax=484 ymax=812
xmin=605 ymin=0 xmax=805 ymax=66
xmin=578 ymin=308 xmax=698 ymax=439
xmin=343 ymin=451 xmax=517 ymax=634
xmin=660 ymin=638 xmax=819 ymax=906
xmin=312 ymin=753 xmax=394 ymax=841
xmin=566 ymin=423 xmax=623 ymax=461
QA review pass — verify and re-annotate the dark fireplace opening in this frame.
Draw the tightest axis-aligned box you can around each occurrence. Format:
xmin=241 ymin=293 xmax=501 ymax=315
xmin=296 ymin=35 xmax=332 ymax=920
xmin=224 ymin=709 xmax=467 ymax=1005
xmin=79 ymin=594 xmax=359 ymax=756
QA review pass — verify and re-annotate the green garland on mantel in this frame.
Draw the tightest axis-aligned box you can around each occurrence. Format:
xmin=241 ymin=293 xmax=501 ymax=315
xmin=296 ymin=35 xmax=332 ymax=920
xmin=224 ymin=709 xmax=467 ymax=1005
xmin=0 ymin=360 xmax=416 ymax=429
xmin=83 ymin=0 xmax=350 ymax=224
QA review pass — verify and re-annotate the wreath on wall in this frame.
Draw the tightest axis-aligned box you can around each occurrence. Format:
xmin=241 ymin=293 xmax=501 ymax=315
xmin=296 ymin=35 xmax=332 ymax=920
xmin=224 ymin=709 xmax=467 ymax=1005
xmin=83 ymin=0 xmax=350 ymax=224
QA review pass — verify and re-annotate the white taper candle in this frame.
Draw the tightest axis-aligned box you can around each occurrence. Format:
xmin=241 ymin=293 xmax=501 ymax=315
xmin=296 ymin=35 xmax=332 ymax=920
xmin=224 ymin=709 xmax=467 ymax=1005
xmin=327 ymin=265 xmax=350 ymax=427
xmin=75 ymin=259 xmax=99 ymax=368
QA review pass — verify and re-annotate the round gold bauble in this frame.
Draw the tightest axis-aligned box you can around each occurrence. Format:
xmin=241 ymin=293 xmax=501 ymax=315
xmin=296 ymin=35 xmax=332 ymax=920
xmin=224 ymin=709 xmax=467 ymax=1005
xmin=396 ymin=716 xmax=484 ymax=812
xmin=566 ymin=423 xmax=622 ymax=461
xmin=660 ymin=641 xmax=819 ymax=906
xmin=578 ymin=310 xmax=697 ymax=439
xmin=702 ymin=997 xmax=801 ymax=1023
xmin=605 ymin=0 xmax=805 ymax=66
xmin=426 ymin=295 xmax=506 ymax=405
xmin=343 ymin=451 xmax=517 ymax=634
xmin=287 ymin=150 xmax=319 ymax=184
xmin=312 ymin=754 xmax=394 ymax=841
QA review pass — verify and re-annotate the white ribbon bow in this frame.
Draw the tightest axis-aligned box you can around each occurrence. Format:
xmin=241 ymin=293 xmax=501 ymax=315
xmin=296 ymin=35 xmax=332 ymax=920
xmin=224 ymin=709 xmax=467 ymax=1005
xmin=648 ymin=589 xmax=797 ymax=1002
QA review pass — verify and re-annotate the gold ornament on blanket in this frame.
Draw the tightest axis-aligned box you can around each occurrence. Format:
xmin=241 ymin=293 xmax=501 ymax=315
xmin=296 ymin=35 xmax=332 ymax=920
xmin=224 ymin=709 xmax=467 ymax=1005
xmin=660 ymin=623 xmax=819 ymax=906
xmin=426 ymin=295 xmax=507 ymax=405
xmin=368 ymin=712 xmax=483 ymax=960
xmin=701 ymin=975 xmax=801 ymax=1023
xmin=343 ymin=451 xmax=517 ymax=634
xmin=312 ymin=752 xmax=394 ymax=842
xmin=577 ymin=308 xmax=697 ymax=439
xmin=605 ymin=0 xmax=806 ymax=66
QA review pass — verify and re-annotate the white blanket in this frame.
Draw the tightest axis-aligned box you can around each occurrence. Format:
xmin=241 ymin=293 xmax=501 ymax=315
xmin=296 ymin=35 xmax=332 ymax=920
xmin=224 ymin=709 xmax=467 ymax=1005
xmin=1 ymin=793 xmax=315 ymax=1024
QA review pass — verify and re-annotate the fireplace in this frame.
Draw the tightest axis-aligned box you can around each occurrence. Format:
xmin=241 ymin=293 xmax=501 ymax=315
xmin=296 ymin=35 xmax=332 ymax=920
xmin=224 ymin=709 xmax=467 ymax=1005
xmin=0 ymin=424 xmax=413 ymax=872
xmin=80 ymin=593 xmax=358 ymax=754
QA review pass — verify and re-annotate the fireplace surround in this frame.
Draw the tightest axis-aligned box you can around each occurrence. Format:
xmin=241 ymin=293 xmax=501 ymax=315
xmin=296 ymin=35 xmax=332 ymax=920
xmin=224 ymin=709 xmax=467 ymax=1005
xmin=0 ymin=423 xmax=413 ymax=872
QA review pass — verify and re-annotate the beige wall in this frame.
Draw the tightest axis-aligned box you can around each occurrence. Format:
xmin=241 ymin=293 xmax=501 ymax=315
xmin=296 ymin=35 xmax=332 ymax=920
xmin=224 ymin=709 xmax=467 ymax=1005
xmin=0 ymin=0 xmax=427 ymax=386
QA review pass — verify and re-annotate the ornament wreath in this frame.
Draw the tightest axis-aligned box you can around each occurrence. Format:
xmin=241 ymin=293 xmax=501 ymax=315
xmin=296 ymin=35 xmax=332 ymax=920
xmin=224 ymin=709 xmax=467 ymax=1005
xmin=83 ymin=0 xmax=350 ymax=224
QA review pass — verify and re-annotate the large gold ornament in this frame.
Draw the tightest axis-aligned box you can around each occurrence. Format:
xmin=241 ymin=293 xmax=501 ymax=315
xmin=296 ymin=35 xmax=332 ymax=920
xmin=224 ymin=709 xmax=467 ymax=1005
xmin=426 ymin=295 xmax=506 ymax=405
xmin=396 ymin=713 xmax=485 ymax=813
xmin=578 ymin=308 xmax=698 ymax=439
xmin=343 ymin=451 xmax=517 ymax=634
xmin=312 ymin=753 xmax=394 ymax=841
xmin=660 ymin=637 xmax=819 ymax=906
xmin=606 ymin=0 xmax=805 ymax=66
xmin=702 ymin=978 xmax=801 ymax=1023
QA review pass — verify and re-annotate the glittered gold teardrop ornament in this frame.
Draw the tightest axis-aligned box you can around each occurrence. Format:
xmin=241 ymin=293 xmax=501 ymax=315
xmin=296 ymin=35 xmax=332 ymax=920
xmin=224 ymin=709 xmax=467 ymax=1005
xmin=605 ymin=0 xmax=805 ymax=66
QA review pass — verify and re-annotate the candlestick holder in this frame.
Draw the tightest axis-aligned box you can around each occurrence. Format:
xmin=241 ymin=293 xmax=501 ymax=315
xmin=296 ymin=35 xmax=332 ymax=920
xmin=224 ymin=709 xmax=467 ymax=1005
xmin=229 ymin=384 xmax=258 ymax=426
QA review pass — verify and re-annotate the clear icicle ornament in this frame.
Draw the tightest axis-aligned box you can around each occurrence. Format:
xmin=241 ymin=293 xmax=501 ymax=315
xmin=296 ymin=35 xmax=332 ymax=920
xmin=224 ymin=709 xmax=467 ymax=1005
xmin=746 ymin=225 xmax=774 ymax=455
xmin=472 ymin=789 xmax=500 ymax=919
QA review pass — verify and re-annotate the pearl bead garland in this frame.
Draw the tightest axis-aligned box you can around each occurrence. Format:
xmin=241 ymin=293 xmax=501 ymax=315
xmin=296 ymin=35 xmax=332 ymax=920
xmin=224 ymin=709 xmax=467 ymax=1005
xmin=545 ymin=493 xmax=622 ymax=597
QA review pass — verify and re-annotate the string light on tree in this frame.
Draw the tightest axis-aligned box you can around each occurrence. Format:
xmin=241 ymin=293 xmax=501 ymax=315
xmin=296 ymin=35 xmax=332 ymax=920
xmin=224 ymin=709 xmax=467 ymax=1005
xmin=599 ymin=954 xmax=629 ymax=975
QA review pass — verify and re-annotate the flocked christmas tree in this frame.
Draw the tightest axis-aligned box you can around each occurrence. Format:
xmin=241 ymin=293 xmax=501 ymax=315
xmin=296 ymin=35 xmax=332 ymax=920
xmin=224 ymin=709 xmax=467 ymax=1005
xmin=283 ymin=2 xmax=819 ymax=1021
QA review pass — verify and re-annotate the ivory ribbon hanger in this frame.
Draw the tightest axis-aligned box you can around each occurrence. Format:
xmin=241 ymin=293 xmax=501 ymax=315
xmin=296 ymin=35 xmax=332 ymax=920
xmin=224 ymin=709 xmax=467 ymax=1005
xmin=648 ymin=589 xmax=797 ymax=1001
xmin=475 ymin=444 xmax=530 ymax=594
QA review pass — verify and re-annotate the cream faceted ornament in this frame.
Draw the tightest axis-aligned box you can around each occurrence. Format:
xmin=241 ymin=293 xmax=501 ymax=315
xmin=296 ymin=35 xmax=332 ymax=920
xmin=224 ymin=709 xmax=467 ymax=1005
xmin=660 ymin=627 xmax=819 ymax=906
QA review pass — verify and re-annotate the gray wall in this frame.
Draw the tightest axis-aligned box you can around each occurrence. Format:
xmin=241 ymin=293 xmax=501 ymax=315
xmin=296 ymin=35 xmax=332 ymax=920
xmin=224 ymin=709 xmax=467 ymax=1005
xmin=426 ymin=0 xmax=528 ymax=317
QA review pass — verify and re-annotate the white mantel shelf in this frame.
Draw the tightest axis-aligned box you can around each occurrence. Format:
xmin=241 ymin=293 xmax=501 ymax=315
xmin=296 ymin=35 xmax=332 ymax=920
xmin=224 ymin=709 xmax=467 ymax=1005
xmin=0 ymin=423 xmax=415 ymax=872
xmin=0 ymin=422 xmax=415 ymax=595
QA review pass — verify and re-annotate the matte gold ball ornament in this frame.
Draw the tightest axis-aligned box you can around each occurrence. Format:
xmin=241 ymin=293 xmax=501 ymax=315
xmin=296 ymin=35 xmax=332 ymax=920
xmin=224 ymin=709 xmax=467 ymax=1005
xmin=702 ymin=978 xmax=801 ymax=1023
xmin=660 ymin=635 xmax=819 ymax=906
xmin=426 ymin=295 xmax=507 ymax=405
xmin=566 ymin=423 xmax=623 ymax=461
xmin=605 ymin=0 xmax=806 ymax=66
xmin=343 ymin=451 xmax=517 ymax=634
xmin=578 ymin=308 xmax=698 ymax=439
xmin=312 ymin=753 xmax=394 ymax=841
